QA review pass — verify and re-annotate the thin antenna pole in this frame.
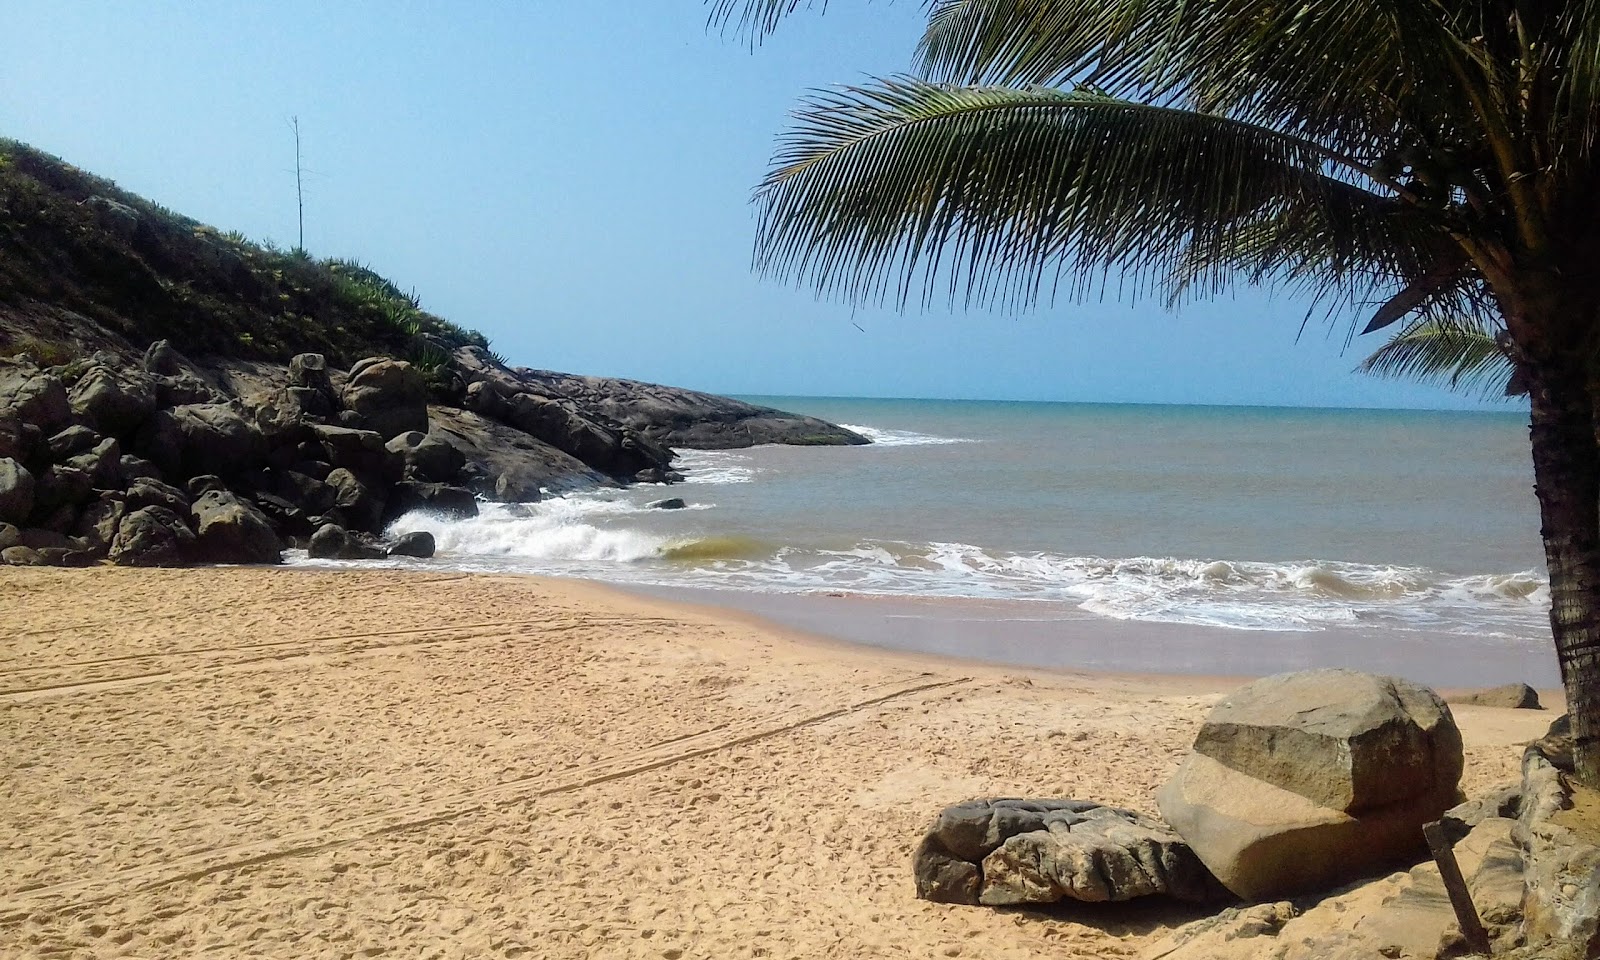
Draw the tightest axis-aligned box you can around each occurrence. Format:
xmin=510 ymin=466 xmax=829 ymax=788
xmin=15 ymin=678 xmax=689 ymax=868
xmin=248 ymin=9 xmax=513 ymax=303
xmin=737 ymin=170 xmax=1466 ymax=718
xmin=291 ymin=116 xmax=305 ymax=251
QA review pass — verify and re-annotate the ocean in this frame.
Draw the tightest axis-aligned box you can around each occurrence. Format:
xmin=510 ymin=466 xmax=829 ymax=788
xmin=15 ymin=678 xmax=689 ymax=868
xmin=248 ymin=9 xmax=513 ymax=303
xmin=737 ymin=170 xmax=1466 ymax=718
xmin=307 ymin=398 xmax=1554 ymax=660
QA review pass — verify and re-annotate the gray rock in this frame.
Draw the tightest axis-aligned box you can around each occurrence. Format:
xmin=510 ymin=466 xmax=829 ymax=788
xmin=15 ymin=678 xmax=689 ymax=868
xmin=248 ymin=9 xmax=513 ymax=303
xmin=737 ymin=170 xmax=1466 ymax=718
xmin=384 ymin=480 xmax=477 ymax=523
xmin=32 ymin=464 xmax=93 ymax=515
xmin=648 ymin=498 xmax=687 ymax=510
xmin=386 ymin=431 xmax=467 ymax=483
xmin=190 ymin=489 xmax=282 ymax=565
xmin=288 ymin=353 xmax=334 ymax=394
xmin=124 ymin=477 xmax=190 ymax=515
xmin=0 ymin=522 xmax=19 ymax=550
xmin=136 ymin=403 xmax=267 ymax=480
xmin=118 ymin=454 xmax=162 ymax=482
xmin=1518 ymin=715 xmax=1600 ymax=957
xmin=0 ymin=414 xmax=38 ymax=462
xmin=2 ymin=544 xmax=43 ymax=566
xmin=69 ymin=364 xmax=156 ymax=437
xmin=141 ymin=339 xmax=187 ymax=376
xmin=387 ymin=531 xmax=436 ymax=559
xmin=0 ymin=457 xmax=35 ymax=525
xmin=0 ymin=360 xmax=71 ymax=435
xmin=64 ymin=437 xmax=122 ymax=489
xmin=1157 ymin=669 xmax=1463 ymax=901
xmin=46 ymin=425 xmax=101 ymax=461
xmin=1447 ymin=682 xmax=1543 ymax=710
xmin=324 ymin=467 xmax=384 ymax=534
xmin=74 ymin=497 xmax=125 ymax=554
xmin=912 ymin=798 xmax=1218 ymax=907
xmin=428 ymin=407 xmax=597 ymax=501
xmin=307 ymin=523 xmax=386 ymax=561
xmin=341 ymin=357 xmax=429 ymax=440
xmin=311 ymin=424 xmax=403 ymax=487
xmin=107 ymin=505 xmax=195 ymax=567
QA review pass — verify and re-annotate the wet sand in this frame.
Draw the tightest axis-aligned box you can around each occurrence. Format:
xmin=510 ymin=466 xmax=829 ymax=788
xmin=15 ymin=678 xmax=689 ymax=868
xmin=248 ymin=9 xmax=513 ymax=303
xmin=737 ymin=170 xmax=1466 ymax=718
xmin=0 ymin=566 xmax=1559 ymax=959
xmin=627 ymin=585 xmax=1563 ymax=690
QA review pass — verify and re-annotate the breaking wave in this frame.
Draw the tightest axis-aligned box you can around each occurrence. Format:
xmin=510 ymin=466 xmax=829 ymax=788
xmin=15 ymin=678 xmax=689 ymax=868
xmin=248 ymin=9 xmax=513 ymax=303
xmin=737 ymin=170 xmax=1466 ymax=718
xmin=839 ymin=423 xmax=974 ymax=446
xmin=292 ymin=494 xmax=1550 ymax=640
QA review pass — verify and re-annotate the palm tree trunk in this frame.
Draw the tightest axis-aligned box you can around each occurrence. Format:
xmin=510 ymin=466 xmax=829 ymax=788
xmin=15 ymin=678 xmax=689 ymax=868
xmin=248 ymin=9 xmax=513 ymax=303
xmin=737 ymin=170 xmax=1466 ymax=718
xmin=1525 ymin=356 xmax=1600 ymax=787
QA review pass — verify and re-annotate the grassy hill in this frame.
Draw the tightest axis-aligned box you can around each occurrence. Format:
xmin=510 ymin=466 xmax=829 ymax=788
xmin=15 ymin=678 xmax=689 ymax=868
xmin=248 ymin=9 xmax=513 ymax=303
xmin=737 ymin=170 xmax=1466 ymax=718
xmin=0 ymin=139 xmax=494 ymax=372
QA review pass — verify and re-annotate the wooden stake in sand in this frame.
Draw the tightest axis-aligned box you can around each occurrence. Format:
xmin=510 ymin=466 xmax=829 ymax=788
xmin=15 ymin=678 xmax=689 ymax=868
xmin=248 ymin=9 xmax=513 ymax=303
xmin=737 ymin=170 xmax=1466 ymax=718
xmin=1422 ymin=820 xmax=1491 ymax=955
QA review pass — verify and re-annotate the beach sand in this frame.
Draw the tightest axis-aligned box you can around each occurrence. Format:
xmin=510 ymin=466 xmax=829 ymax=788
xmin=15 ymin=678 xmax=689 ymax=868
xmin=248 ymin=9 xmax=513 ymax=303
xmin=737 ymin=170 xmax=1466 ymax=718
xmin=0 ymin=567 xmax=1560 ymax=959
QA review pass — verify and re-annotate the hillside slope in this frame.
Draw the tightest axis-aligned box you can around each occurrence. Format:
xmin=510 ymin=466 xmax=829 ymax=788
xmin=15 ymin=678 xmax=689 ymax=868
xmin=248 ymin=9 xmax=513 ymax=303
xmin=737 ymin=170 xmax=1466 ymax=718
xmin=0 ymin=142 xmax=864 ymax=569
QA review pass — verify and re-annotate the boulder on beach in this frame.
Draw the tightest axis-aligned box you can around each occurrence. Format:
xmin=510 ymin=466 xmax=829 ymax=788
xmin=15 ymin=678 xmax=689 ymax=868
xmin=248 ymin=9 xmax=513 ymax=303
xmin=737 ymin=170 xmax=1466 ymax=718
xmin=1156 ymin=669 xmax=1463 ymax=901
xmin=912 ymin=798 xmax=1219 ymax=907
xmin=190 ymin=489 xmax=283 ymax=565
xmin=1447 ymin=682 xmax=1543 ymax=710
xmin=387 ymin=530 xmax=436 ymax=559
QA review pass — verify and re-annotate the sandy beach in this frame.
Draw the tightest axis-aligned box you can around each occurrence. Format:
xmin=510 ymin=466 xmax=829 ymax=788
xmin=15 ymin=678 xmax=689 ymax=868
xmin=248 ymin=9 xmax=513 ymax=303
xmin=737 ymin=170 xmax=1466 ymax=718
xmin=0 ymin=567 xmax=1560 ymax=959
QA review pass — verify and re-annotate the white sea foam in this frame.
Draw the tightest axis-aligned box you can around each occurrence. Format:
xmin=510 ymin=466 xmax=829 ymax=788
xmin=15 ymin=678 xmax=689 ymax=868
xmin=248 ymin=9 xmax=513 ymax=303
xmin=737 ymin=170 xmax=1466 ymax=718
xmin=839 ymin=423 xmax=974 ymax=446
xmin=312 ymin=498 xmax=1550 ymax=639
xmin=673 ymin=449 xmax=758 ymax=484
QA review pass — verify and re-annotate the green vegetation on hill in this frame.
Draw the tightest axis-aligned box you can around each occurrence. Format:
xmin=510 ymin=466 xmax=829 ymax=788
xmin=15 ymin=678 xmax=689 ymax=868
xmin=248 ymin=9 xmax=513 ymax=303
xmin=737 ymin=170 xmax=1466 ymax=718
xmin=0 ymin=139 xmax=494 ymax=368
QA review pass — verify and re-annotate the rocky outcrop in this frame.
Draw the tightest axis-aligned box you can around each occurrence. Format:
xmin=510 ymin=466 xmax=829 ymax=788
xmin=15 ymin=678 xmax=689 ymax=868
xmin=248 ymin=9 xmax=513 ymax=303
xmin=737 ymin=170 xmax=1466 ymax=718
xmin=1144 ymin=812 xmax=1526 ymax=960
xmin=1157 ymin=669 xmax=1463 ymax=901
xmin=453 ymin=346 xmax=866 ymax=451
xmin=1448 ymin=682 xmax=1544 ymax=710
xmin=1518 ymin=715 xmax=1600 ymax=957
xmin=912 ymin=798 xmax=1220 ymax=907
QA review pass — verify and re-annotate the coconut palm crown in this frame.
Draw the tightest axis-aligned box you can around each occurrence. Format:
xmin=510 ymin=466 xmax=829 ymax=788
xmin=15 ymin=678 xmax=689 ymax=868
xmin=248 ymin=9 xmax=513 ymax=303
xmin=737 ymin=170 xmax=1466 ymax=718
xmin=715 ymin=0 xmax=1600 ymax=785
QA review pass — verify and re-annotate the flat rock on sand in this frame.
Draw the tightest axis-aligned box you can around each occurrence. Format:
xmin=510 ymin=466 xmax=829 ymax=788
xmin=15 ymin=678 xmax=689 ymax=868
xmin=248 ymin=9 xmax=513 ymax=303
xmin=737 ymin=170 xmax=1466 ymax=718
xmin=0 ymin=568 xmax=1550 ymax=960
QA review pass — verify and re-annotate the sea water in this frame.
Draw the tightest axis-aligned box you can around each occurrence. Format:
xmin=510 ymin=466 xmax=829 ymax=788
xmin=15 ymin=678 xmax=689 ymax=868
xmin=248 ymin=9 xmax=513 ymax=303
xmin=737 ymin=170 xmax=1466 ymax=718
xmin=305 ymin=398 xmax=1552 ymax=646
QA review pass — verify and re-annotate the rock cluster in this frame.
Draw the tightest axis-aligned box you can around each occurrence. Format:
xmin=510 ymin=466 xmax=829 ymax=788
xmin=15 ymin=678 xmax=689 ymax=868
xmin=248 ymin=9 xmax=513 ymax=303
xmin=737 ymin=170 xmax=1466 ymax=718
xmin=912 ymin=798 xmax=1221 ymax=908
xmin=0 ymin=346 xmax=479 ymax=567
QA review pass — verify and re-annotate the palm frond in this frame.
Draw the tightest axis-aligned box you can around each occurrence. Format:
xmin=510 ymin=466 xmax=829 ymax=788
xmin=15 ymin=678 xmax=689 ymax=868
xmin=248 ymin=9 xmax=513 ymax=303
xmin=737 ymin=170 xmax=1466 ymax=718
xmin=1357 ymin=316 xmax=1515 ymax=398
xmin=756 ymin=78 xmax=1401 ymax=311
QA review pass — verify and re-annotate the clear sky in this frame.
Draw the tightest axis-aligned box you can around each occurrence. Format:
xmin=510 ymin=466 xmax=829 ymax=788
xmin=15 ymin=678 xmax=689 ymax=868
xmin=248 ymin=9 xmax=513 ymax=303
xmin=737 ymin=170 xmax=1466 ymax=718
xmin=3 ymin=2 xmax=1513 ymax=411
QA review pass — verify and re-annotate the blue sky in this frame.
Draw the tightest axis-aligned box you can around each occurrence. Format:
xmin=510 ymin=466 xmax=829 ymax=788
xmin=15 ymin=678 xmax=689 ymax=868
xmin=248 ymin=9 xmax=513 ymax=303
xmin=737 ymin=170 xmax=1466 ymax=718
xmin=3 ymin=2 xmax=1510 ymax=410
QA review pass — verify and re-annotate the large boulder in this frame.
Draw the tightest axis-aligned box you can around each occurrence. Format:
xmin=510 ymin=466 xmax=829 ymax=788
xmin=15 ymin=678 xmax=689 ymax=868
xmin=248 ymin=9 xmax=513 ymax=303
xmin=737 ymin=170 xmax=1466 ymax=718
xmin=68 ymin=364 xmax=157 ymax=438
xmin=387 ymin=531 xmax=436 ymax=559
xmin=1448 ymin=682 xmax=1543 ymax=710
xmin=190 ymin=489 xmax=283 ymax=565
xmin=107 ymin=505 xmax=196 ymax=567
xmin=0 ymin=360 xmax=71 ymax=435
xmin=306 ymin=523 xmax=387 ymax=561
xmin=1156 ymin=669 xmax=1463 ymax=901
xmin=124 ymin=477 xmax=191 ymax=515
xmin=912 ymin=798 xmax=1219 ymax=907
xmin=311 ymin=424 xmax=403 ymax=487
xmin=136 ymin=403 xmax=267 ymax=480
xmin=386 ymin=431 xmax=466 ymax=483
xmin=0 ymin=458 xmax=35 ymax=525
xmin=341 ymin=358 xmax=429 ymax=440
xmin=0 ymin=414 xmax=38 ymax=462
xmin=324 ymin=467 xmax=384 ymax=534
xmin=383 ymin=480 xmax=478 ymax=523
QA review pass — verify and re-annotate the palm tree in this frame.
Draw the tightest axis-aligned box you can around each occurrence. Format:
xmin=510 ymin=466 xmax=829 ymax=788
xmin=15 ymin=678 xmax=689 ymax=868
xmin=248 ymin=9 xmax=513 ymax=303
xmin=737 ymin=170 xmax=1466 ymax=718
xmin=1359 ymin=317 xmax=1519 ymax=398
xmin=714 ymin=0 xmax=1600 ymax=786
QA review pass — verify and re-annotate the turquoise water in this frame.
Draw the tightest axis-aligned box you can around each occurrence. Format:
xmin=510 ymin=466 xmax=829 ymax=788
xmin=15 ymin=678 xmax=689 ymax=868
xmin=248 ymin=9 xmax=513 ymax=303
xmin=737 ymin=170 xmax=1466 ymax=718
xmin=336 ymin=398 xmax=1552 ymax=642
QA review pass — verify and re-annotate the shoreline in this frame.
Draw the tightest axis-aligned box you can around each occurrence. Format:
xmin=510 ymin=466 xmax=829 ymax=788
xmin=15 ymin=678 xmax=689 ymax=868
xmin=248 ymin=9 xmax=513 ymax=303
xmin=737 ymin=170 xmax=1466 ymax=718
xmin=614 ymin=580 xmax=1563 ymax=691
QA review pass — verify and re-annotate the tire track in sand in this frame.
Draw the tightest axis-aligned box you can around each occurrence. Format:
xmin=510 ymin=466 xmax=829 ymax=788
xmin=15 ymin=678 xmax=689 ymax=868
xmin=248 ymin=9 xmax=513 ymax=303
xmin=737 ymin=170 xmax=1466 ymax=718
xmin=0 ymin=617 xmax=675 ymax=702
xmin=0 ymin=674 xmax=970 ymax=922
